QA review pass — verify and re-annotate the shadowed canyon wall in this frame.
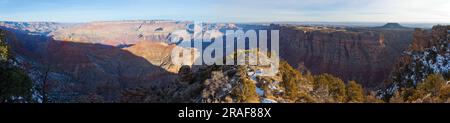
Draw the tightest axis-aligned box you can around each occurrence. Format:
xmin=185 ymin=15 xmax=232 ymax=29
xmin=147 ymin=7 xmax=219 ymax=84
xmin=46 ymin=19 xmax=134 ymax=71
xmin=279 ymin=26 xmax=414 ymax=87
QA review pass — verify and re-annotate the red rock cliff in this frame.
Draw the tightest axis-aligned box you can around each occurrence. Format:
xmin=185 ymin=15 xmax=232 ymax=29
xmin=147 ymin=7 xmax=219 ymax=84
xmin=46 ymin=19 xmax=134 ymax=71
xmin=279 ymin=26 xmax=414 ymax=87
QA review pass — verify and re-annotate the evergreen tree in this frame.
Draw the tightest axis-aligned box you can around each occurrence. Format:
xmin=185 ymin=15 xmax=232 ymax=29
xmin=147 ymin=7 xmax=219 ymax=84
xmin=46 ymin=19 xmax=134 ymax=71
xmin=398 ymin=74 xmax=449 ymax=103
xmin=408 ymin=74 xmax=447 ymax=103
xmin=365 ymin=91 xmax=384 ymax=103
xmin=314 ymin=74 xmax=346 ymax=102
xmin=439 ymin=85 xmax=450 ymax=103
xmin=389 ymin=91 xmax=404 ymax=103
xmin=279 ymin=61 xmax=302 ymax=100
xmin=346 ymin=81 xmax=364 ymax=103
xmin=232 ymin=66 xmax=259 ymax=103
xmin=417 ymin=74 xmax=446 ymax=96
xmin=0 ymin=30 xmax=9 ymax=61
xmin=0 ymin=30 xmax=33 ymax=103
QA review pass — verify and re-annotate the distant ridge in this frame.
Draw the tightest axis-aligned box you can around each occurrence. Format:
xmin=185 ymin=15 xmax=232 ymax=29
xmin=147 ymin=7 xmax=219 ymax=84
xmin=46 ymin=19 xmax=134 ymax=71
xmin=376 ymin=23 xmax=409 ymax=29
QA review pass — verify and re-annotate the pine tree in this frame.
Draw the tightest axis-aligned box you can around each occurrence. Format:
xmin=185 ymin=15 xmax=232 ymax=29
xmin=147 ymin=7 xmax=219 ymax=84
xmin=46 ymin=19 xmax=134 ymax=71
xmin=330 ymin=76 xmax=346 ymax=102
xmin=238 ymin=78 xmax=260 ymax=103
xmin=365 ymin=91 xmax=384 ymax=103
xmin=412 ymin=74 xmax=446 ymax=102
xmin=314 ymin=74 xmax=346 ymax=102
xmin=0 ymin=30 xmax=9 ymax=61
xmin=402 ymin=74 xmax=447 ymax=103
xmin=346 ymin=81 xmax=364 ymax=103
xmin=389 ymin=91 xmax=404 ymax=103
xmin=417 ymin=74 xmax=446 ymax=96
xmin=0 ymin=30 xmax=33 ymax=103
xmin=232 ymin=66 xmax=259 ymax=103
xmin=279 ymin=61 xmax=301 ymax=100
xmin=178 ymin=65 xmax=193 ymax=83
xmin=439 ymin=85 xmax=450 ymax=103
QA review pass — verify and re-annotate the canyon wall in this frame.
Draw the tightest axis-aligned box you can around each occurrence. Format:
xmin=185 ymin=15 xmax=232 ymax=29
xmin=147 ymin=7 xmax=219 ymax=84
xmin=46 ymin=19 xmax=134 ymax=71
xmin=279 ymin=26 xmax=414 ymax=87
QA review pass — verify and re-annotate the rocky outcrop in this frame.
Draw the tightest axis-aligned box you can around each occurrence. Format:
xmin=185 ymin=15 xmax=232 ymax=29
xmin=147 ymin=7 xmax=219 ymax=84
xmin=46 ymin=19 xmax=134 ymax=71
xmin=392 ymin=25 xmax=450 ymax=84
xmin=409 ymin=28 xmax=432 ymax=51
xmin=124 ymin=41 xmax=180 ymax=73
xmin=380 ymin=25 xmax=449 ymax=99
xmin=279 ymin=25 xmax=414 ymax=87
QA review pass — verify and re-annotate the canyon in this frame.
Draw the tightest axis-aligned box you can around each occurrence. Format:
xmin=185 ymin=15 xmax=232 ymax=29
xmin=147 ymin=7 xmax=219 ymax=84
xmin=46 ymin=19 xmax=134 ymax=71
xmin=0 ymin=21 xmax=423 ymax=102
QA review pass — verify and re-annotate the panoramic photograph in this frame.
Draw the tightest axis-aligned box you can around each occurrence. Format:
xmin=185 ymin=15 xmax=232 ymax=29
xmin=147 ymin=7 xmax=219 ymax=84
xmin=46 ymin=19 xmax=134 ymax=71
xmin=0 ymin=0 xmax=449 ymax=120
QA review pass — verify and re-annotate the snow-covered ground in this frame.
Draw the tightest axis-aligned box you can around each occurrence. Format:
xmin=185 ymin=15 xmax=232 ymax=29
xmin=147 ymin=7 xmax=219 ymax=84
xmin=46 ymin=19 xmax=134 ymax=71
xmin=247 ymin=68 xmax=278 ymax=103
xmin=418 ymin=47 xmax=450 ymax=74
xmin=256 ymin=87 xmax=264 ymax=96
xmin=261 ymin=98 xmax=277 ymax=103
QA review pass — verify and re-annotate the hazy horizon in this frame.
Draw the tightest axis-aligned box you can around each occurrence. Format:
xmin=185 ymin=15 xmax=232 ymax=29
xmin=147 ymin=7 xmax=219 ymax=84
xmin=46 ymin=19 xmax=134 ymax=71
xmin=1 ymin=0 xmax=450 ymax=23
xmin=2 ymin=19 xmax=448 ymax=29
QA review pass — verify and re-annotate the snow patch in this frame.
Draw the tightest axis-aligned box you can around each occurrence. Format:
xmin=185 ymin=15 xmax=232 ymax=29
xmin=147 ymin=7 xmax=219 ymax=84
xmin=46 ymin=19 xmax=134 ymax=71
xmin=262 ymin=98 xmax=277 ymax=103
xmin=256 ymin=87 xmax=264 ymax=96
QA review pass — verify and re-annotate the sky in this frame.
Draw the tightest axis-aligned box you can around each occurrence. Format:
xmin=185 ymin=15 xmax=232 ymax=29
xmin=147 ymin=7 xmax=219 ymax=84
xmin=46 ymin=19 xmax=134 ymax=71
xmin=0 ymin=0 xmax=449 ymax=23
